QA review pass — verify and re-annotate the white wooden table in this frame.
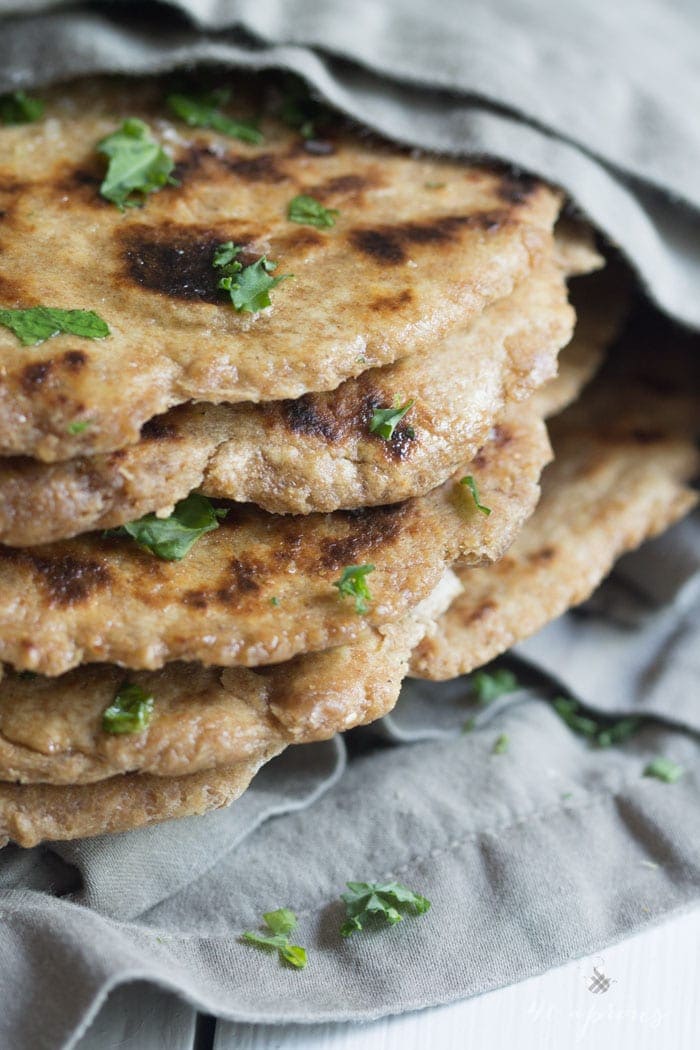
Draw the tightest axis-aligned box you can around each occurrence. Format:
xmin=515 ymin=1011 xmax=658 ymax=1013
xmin=77 ymin=904 xmax=700 ymax=1050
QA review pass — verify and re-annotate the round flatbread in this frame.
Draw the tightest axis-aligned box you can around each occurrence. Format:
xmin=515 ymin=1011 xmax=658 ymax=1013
xmin=411 ymin=318 xmax=700 ymax=679
xmin=0 ymin=75 xmax=561 ymax=461
xmin=0 ymin=258 xmax=573 ymax=543
xmin=0 ymin=571 xmax=460 ymax=784
xmin=0 ymin=401 xmax=550 ymax=676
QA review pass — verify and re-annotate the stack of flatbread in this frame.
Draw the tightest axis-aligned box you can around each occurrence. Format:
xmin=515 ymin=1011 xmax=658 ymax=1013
xmin=0 ymin=76 xmax=697 ymax=848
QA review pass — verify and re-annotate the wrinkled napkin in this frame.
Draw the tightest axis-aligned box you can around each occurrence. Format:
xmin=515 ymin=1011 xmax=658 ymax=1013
xmin=0 ymin=4 xmax=698 ymax=1049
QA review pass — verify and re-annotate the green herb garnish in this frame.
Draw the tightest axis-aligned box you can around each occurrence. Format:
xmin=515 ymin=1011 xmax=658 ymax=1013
xmin=333 ymin=564 xmax=375 ymax=614
xmin=213 ymin=241 xmax=292 ymax=313
xmin=0 ymin=91 xmax=44 ymax=125
xmin=242 ymin=908 xmax=307 ymax=969
xmin=459 ymin=475 xmax=491 ymax=516
xmin=270 ymin=596 xmax=280 ymax=607
xmin=167 ymin=89 xmax=263 ymax=144
xmin=0 ymin=307 xmax=109 ymax=347
xmin=106 ymin=493 xmax=227 ymax=561
xmin=102 ymin=683 xmax=154 ymax=735
xmin=553 ymin=697 xmax=641 ymax=748
xmin=369 ymin=398 xmax=415 ymax=441
xmin=644 ymin=757 xmax=684 ymax=783
xmin=67 ymin=420 xmax=90 ymax=435
xmin=97 ymin=118 xmax=177 ymax=209
xmin=339 ymin=881 xmax=430 ymax=938
xmin=492 ymin=733 xmax=509 ymax=755
xmin=424 ymin=181 xmax=446 ymax=190
xmin=472 ymin=668 xmax=519 ymax=705
xmin=287 ymin=194 xmax=339 ymax=229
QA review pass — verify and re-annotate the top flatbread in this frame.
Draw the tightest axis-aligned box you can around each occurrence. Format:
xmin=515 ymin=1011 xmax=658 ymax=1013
xmin=0 ymin=399 xmax=551 ymax=676
xmin=0 ymin=75 xmax=561 ymax=462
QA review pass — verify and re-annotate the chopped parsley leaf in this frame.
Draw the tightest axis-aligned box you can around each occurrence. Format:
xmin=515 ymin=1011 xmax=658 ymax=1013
xmin=213 ymin=241 xmax=241 ymax=269
xmin=459 ymin=475 xmax=491 ymax=515
xmin=106 ymin=493 xmax=227 ymax=561
xmin=472 ymin=668 xmax=519 ymax=705
xmin=553 ymin=697 xmax=641 ymax=748
xmin=369 ymin=398 xmax=415 ymax=441
xmin=287 ymin=194 xmax=339 ymax=229
xmin=333 ymin=564 xmax=375 ymax=614
xmin=97 ymin=118 xmax=177 ymax=209
xmin=0 ymin=307 xmax=109 ymax=347
xmin=102 ymin=683 xmax=154 ymax=735
xmin=67 ymin=420 xmax=91 ymax=435
xmin=492 ymin=733 xmax=509 ymax=755
xmin=644 ymin=757 xmax=684 ymax=783
xmin=242 ymin=908 xmax=307 ymax=969
xmin=270 ymin=596 xmax=280 ymax=607
xmin=0 ymin=90 xmax=44 ymax=125
xmin=213 ymin=241 xmax=292 ymax=313
xmin=167 ymin=89 xmax=263 ymax=144
xmin=340 ymin=881 xmax=430 ymax=938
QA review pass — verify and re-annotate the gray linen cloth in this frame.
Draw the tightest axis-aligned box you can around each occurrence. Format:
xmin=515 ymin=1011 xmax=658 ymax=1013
xmin=0 ymin=4 xmax=698 ymax=1048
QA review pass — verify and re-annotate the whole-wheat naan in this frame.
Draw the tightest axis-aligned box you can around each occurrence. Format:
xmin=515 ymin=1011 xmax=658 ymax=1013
xmin=411 ymin=316 xmax=700 ymax=679
xmin=0 ymin=401 xmax=550 ymax=675
xmin=0 ymin=259 xmax=572 ymax=542
xmin=0 ymin=571 xmax=460 ymax=784
xmin=0 ymin=76 xmax=561 ymax=462
xmin=0 ymin=748 xmax=283 ymax=848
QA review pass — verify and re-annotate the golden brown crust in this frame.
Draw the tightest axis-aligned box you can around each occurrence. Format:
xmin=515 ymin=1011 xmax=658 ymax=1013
xmin=0 ymin=76 xmax=561 ymax=462
xmin=0 ymin=748 xmax=283 ymax=848
xmin=0 ymin=260 xmax=573 ymax=543
xmin=0 ymin=400 xmax=551 ymax=676
xmin=0 ymin=570 xmax=460 ymax=784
